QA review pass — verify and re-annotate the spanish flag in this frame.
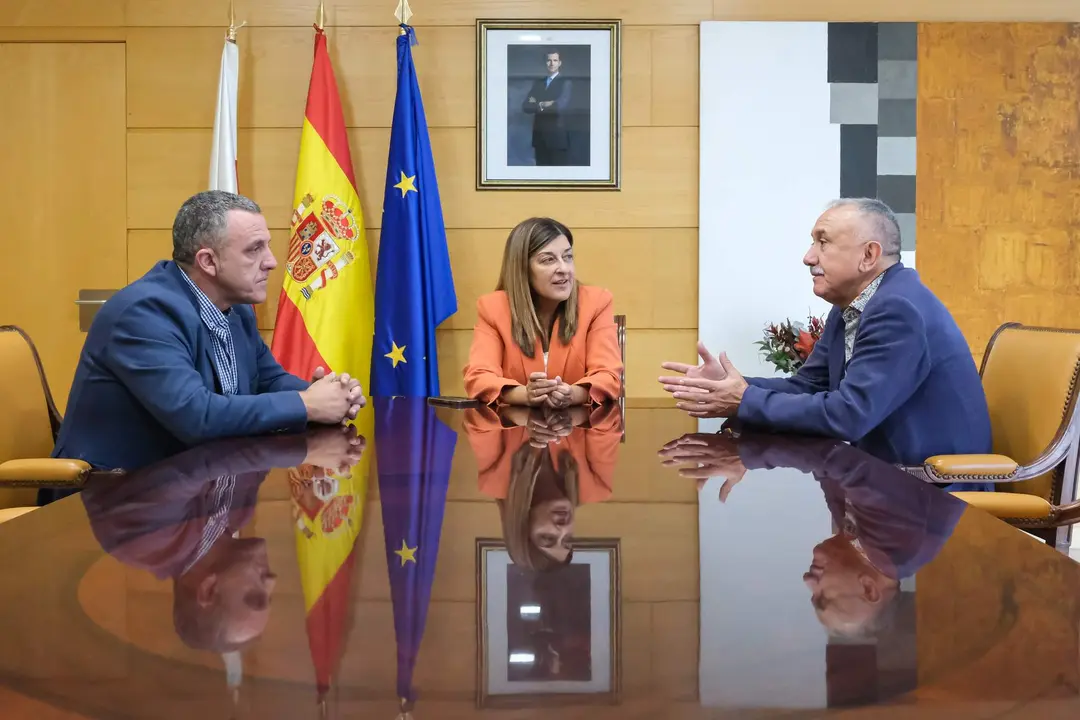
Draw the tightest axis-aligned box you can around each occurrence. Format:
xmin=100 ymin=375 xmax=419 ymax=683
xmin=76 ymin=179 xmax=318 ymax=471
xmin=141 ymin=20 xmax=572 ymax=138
xmin=272 ymin=25 xmax=375 ymax=390
xmin=288 ymin=436 xmax=370 ymax=703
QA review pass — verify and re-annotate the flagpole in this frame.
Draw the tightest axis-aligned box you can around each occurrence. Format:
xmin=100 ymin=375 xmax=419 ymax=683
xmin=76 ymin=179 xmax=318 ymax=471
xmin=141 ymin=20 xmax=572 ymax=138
xmin=395 ymin=0 xmax=412 ymax=34
xmin=226 ymin=0 xmax=246 ymax=42
xmin=317 ymin=0 xmax=325 ymax=30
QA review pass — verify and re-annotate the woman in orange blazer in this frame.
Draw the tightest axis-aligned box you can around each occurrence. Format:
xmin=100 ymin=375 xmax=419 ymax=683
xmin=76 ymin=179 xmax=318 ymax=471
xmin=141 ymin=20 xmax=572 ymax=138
xmin=463 ymin=217 xmax=623 ymax=406
xmin=464 ymin=404 xmax=622 ymax=570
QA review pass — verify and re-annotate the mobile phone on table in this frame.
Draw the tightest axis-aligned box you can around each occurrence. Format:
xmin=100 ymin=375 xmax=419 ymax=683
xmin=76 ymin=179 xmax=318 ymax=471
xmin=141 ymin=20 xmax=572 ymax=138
xmin=427 ymin=396 xmax=481 ymax=409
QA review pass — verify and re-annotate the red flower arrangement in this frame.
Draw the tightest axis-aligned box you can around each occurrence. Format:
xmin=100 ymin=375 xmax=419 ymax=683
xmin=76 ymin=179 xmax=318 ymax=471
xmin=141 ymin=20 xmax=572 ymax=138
xmin=755 ymin=314 xmax=827 ymax=375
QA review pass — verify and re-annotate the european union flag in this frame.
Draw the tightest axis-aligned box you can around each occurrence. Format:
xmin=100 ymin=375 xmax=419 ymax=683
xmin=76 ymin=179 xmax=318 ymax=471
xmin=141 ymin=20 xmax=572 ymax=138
xmin=374 ymin=397 xmax=456 ymax=713
xmin=372 ymin=25 xmax=457 ymax=397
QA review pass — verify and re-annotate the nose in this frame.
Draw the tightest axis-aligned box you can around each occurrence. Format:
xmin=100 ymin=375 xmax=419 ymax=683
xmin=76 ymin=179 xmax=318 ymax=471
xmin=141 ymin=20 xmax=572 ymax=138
xmin=803 ymin=246 xmax=817 ymax=267
xmin=264 ymin=250 xmax=278 ymax=270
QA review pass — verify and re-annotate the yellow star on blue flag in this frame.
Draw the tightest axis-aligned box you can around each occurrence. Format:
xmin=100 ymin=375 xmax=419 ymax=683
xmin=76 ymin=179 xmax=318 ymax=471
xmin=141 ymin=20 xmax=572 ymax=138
xmin=393 ymin=171 xmax=417 ymax=198
xmin=395 ymin=539 xmax=418 ymax=566
xmin=385 ymin=341 xmax=407 ymax=368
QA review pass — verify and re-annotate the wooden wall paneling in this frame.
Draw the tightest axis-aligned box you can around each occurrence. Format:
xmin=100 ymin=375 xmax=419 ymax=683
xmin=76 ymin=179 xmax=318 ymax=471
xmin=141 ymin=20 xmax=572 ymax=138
xmin=126 ymin=26 xmax=476 ymax=129
xmin=126 ymin=25 xmax=693 ymax=130
xmin=0 ymin=42 xmax=127 ymax=407
xmin=128 ymin=127 xmax=699 ymax=230
xmin=917 ymin=22 xmax=1080 ymax=355
xmin=124 ymin=0 xmax=715 ymax=28
xmin=711 ymin=0 xmax=1080 ymax=21
xmin=4 ymin=0 xmax=125 ymax=27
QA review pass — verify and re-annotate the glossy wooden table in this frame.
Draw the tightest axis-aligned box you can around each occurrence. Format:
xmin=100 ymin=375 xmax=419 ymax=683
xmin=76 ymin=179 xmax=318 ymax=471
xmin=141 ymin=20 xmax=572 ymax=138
xmin=1 ymin=398 xmax=1079 ymax=719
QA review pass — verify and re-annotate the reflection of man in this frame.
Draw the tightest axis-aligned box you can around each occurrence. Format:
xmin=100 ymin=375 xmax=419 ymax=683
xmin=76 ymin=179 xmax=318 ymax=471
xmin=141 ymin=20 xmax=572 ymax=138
xmin=660 ymin=430 xmax=965 ymax=639
xmin=81 ymin=426 xmax=365 ymax=652
xmin=522 ymin=51 xmax=572 ymax=166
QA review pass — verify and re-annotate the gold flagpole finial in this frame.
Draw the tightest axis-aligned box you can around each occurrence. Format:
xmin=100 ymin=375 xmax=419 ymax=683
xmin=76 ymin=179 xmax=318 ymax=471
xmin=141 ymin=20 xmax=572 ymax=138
xmin=395 ymin=0 xmax=413 ymax=31
xmin=226 ymin=0 xmax=246 ymax=41
xmin=316 ymin=0 xmax=325 ymax=30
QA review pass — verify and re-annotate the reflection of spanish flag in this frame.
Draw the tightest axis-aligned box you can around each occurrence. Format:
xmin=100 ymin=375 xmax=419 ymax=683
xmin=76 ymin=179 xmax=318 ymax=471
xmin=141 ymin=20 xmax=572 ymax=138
xmin=289 ymin=423 xmax=370 ymax=701
xmin=272 ymin=24 xmax=374 ymax=390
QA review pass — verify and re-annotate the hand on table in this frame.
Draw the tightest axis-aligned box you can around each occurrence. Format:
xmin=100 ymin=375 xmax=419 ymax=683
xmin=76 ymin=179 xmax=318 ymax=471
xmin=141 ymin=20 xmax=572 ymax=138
xmin=526 ymin=372 xmax=559 ymax=406
xmin=310 ymin=366 xmax=366 ymax=423
xmin=658 ymin=432 xmax=747 ymax=502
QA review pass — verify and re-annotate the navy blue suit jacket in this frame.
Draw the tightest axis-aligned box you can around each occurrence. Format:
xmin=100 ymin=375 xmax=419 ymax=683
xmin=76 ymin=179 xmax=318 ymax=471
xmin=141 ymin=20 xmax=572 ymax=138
xmin=53 ymin=261 xmax=310 ymax=471
xmin=737 ymin=264 xmax=992 ymax=467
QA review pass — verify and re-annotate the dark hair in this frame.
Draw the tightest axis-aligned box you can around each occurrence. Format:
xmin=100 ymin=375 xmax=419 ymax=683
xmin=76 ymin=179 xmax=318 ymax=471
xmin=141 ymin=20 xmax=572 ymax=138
xmin=172 ymin=190 xmax=262 ymax=265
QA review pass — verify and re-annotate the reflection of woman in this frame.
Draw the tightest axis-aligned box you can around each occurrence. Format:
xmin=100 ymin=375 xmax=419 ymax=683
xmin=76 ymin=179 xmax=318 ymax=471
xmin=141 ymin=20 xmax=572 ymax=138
xmin=464 ymin=404 xmax=621 ymax=570
xmin=463 ymin=217 xmax=622 ymax=407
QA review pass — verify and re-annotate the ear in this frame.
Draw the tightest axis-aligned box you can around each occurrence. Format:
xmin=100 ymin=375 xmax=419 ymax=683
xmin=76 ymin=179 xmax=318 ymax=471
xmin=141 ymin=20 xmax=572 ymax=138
xmin=194 ymin=247 xmax=219 ymax=278
xmin=196 ymin=573 xmax=219 ymax=608
xmin=861 ymin=241 xmax=883 ymax=272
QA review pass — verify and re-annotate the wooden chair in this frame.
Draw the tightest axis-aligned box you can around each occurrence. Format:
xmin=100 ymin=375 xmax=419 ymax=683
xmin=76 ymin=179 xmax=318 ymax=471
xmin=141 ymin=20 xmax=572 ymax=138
xmin=0 ymin=325 xmax=92 ymax=522
xmin=900 ymin=323 xmax=1080 ymax=552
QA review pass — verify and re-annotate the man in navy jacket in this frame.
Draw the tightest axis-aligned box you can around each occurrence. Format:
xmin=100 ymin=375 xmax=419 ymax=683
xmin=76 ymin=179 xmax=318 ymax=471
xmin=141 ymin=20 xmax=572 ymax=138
xmin=52 ymin=191 xmax=365 ymax=473
xmin=659 ymin=198 xmax=992 ymax=470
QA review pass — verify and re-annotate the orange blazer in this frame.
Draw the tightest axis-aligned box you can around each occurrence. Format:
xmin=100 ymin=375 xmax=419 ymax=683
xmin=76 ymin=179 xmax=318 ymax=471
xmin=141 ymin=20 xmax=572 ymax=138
xmin=463 ymin=284 xmax=623 ymax=404
xmin=463 ymin=404 xmax=622 ymax=504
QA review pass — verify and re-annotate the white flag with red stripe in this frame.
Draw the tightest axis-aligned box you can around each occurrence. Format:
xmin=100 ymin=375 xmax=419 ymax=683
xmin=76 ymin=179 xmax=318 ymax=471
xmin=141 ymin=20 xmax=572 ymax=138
xmin=209 ymin=37 xmax=239 ymax=192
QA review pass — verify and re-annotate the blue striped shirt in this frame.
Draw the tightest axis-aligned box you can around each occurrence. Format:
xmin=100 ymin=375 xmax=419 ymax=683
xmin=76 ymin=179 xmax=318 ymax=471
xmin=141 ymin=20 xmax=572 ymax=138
xmin=179 ymin=269 xmax=239 ymax=396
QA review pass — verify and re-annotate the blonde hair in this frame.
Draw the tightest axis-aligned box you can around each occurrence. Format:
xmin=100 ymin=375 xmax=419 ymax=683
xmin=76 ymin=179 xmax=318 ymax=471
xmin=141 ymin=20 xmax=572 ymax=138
xmin=499 ymin=445 xmax=579 ymax=571
xmin=496 ymin=217 xmax=580 ymax=356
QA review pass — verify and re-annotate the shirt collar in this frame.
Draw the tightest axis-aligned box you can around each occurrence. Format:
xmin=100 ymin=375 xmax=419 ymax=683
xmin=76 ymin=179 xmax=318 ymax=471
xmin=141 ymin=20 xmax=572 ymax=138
xmin=846 ymin=270 xmax=887 ymax=316
xmin=179 ymin=268 xmax=231 ymax=326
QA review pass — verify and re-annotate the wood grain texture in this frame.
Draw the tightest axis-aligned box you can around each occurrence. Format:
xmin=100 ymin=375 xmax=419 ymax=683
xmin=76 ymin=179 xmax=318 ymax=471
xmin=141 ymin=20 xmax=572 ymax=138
xmin=128 ymin=126 xmax=698 ymax=230
xmin=713 ymin=0 xmax=1080 ymax=20
xmin=123 ymin=0 xmax=714 ymax=27
xmin=917 ymin=23 xmax=1080 ymax=355
xmin=0 ymin=43 xmax=127 ymax=408
xmin=126 ymin=25 xmax=695 ymax=129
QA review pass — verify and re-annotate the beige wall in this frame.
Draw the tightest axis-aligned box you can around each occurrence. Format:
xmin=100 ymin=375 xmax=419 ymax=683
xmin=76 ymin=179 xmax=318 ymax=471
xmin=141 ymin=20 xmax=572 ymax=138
xmin=6 ymin=1 xmax=1080 ymax=394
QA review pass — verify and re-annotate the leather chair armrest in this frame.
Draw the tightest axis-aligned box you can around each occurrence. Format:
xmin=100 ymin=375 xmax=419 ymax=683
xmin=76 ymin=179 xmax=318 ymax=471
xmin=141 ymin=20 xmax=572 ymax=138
xmin=0 ymin=458 xmax=91 ymax=487
xmin=924 ymin=454 xmax=1020 ymax=480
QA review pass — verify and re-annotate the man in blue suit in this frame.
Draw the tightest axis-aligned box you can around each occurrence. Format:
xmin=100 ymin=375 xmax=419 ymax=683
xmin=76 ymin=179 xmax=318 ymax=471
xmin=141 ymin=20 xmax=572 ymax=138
xmin=659 ymin=198 xmax=992 ymax=470
xmin=52 ymin=190 xmax=366 ymax=473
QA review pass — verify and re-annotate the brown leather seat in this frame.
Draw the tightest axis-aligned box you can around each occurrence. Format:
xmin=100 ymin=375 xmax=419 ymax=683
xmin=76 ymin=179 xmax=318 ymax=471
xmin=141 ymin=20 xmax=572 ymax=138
xmin=0 ymin=325 xmax=91 ymax=522
xmin=902 ymin=323 xmax=1080 ymax=551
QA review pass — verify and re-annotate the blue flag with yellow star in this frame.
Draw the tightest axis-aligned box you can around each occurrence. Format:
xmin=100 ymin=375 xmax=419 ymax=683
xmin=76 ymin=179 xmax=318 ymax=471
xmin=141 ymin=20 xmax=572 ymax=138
xmin=374 ymin=396 xmax=456 ymax=711
xmin=372 ymin=25 xmax=457 ymax=397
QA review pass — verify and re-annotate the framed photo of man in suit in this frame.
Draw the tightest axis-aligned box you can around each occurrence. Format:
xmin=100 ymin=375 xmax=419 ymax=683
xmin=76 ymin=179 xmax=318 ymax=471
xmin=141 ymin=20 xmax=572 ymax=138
xmin=477 ymin=20 xmax=621 ymax=190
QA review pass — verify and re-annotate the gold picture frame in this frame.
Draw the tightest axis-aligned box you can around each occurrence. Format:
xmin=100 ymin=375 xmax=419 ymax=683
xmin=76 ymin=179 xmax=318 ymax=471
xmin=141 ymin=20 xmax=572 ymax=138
xmin=476 ymin=19 xmax=622 ymax=190
xmin=475 ymin=537 xmax=622 ymax=708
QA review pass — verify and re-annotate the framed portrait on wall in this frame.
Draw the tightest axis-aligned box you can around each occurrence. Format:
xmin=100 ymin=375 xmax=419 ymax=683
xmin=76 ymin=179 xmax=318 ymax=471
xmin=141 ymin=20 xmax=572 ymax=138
xmin=475 ymin=538 xmax=621 ymax=708
xmin=476 ymin=20 xmax=621 ymax=190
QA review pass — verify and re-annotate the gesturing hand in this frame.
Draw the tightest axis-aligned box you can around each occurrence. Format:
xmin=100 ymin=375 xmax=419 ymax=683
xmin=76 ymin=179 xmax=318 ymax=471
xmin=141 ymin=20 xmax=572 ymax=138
xmin=660 ymin=341 xmax=727 ymax=382
xmin=659 ymin=352 xmax=748 ymax=418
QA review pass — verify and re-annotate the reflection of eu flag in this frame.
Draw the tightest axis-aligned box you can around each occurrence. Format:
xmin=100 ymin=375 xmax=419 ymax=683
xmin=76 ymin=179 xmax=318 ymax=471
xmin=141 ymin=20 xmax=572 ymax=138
xmin=372 ymin=25 xmax=457 ymax=398
xmin=374 ymin=397 xmax=456 ymax=713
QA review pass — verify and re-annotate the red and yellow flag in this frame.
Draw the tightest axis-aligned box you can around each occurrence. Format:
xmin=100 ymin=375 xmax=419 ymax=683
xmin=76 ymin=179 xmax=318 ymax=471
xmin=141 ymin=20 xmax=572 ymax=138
xmin=272 ymin=26 xmax=374 ymax=389
xmin=288 ymin=442 xmax=369 ymax=700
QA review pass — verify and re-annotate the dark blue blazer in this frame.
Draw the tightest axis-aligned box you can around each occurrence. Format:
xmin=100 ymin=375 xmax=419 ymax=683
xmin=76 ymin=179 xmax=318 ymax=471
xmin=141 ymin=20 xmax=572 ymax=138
xmin=738 ymin=264 xmax=992 ymax=468
xmin=53 ymin=261 xmax=310 ymax=471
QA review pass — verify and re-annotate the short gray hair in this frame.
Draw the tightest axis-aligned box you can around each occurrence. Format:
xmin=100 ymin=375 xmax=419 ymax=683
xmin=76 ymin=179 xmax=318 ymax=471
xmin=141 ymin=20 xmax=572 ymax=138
xmin=826 ymin=197 xmax=902 ymax=258
xmin=172 ymin=190 xmax=262 ymax=265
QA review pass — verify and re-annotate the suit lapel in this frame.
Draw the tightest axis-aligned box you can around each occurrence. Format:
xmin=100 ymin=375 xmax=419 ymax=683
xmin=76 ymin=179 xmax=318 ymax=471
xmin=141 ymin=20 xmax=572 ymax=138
xmin=827 ymin=315 xmax=845 ymax=390
xmin=230 ymin=313 xmax=252 ymax=392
